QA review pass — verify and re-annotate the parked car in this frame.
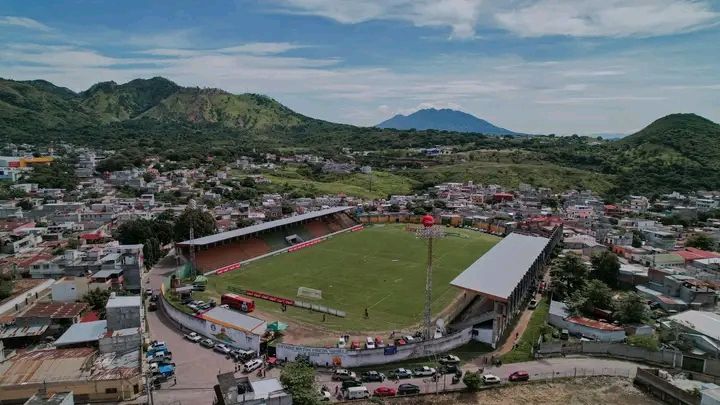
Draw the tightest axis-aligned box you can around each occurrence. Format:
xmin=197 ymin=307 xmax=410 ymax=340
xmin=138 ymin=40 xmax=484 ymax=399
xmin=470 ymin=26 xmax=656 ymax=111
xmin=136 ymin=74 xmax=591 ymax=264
xmin=440 ymin=364 xmax=460 ymax=374
xmin=198 ymin=303 xmax=212 ymax=311
xmin=389 ymin=368 xmax=413 ymax=379
xmin=362 ymin=371 xmax=385 ymax=382
xmin=482 ymin=374 xmax=501 ymax=385
xmin=528 ymin=299 xmax=538 ymax=309
xmin=341 ymin=379 xmax=363 ymax=390
xmin=220 ymin=304 xmax=230 ymax=309
xmin=350 ymin=341 xmax=361 ymax=350
xmin=394 ymin=338 xmax=407 ymax=346
xmin=149 ymin=341 xmax=166 ymax=348
xmin=373 ymin=386 xmax=396 ymax=397
xmin=439 ymin=354 xmax=461 ymax=365
xmin=560 ymin=329 xmax=570 ymax=340
xmin=404 ymin=335 xmax=416 ymax=344
xmin=397 ymin=383 xmax=421 ymax=395
xmin=184 ymin=332 xmax=202 ymax=343
xmin=187 ymin=304 xmax=198 ymax=312
xmin=509 ymin=371 xmax=530 ymax=382
xmin=181 ymin=296 xmax=193 ymax=305
xmin=148 ymin=302 xmax=157 ymax=311
xmin=149 ymin=294 xmax=159 ymax=303
xmin=320 ymin=390 xmax=332 ymax=401
xmin=332 ymin=369 xmax=357 ymax=381
xmin=413 ymin=366 xmax=436 ymax=377
xmin=231 ymin=349 xmax=256 ymax=362
xmin=346 ymin=386 xmax=370 ymax=400
xmin=365 ymin=336 xmax=376 ymax=349
xmin=374 ymin=336 xmax=385 ymax=348
xmin=337 ymin=338 xmax=347 ymax=349
xmin=200 ymin=338 xmax=215 ymax=348
xmin=214 ymin=344 xmax=231 ymax=355
xmin=244 ymin=358 xmax=263 ymax=373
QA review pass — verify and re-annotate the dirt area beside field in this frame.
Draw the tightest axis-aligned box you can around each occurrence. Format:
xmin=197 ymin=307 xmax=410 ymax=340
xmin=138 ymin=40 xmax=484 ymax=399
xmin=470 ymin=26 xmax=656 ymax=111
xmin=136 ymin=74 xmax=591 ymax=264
xmin=357 ymin=377 xmax=660 ymax=405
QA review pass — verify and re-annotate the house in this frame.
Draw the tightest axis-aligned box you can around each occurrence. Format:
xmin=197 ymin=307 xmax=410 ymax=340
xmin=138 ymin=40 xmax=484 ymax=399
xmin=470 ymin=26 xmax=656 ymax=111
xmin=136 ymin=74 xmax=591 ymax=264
xmin=215 ymin=373 xmax=290 ymax=405
xmin=665 ymin=311 xmax=720 ymax=355
xmin=548 ymin=301 xmax=626 ymax=342
xmin=51 ymin=277 xmax=90 ymax=303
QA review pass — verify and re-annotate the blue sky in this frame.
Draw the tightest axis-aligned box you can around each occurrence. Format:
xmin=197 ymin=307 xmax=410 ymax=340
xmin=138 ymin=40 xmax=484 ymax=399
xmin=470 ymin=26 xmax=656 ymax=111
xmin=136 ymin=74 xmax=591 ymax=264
xmin=0 ymin=0 xmax=719 ymax=134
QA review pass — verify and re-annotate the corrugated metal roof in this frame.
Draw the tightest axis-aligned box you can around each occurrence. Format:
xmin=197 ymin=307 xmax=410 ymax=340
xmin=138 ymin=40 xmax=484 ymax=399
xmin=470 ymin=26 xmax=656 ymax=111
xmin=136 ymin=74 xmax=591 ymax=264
xmin=450 ymin=233 xmax=550 ymax=301
xmin=200 ymin=307 xmax=266 ymax=335
xmin=668 ymin=310 xmax=720 ymax=339
xmin=176 ymin=206 xmax=352 ymax=246
xmin=54 ymin=320 xmax=107 ymax=346
xmin=92 ymin=268 xmax=123 ymax=278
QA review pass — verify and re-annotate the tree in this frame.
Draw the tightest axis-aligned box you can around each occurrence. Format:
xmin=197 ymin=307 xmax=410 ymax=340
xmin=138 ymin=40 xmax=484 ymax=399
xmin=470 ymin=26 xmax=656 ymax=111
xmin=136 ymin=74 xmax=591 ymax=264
xmin=615 ymin=293 xmax=649 ymax=324
xmin=591 ymin=251 xmax=620 ymax=288
xmin=632 ymin=231 xmax=643 ymax=248
xmin=82 ymin=288 xmax=112 ymax=319
xmin=567 ymin=279 xmax=613 ymax=316
xmin=550 ymin=254 xmax=588 ymax=300
xmin=0 ymin=278 xmax=13 ymax=300
xmin=412 ymin=206 xmax=426 ymax=215
xmin=115 ymin=218 xmax=173 ymax=267
xmin=279 ymin=359 xmax=321 ymax=405
xmin=462 ymin=371 xmax=482 ymax=391
xmin=236 ymin=218 xmax=255 ymax=228
xmin=686 ymin=233 xmax=716 ymax=251
xmin=143 ymin=172 xmax=156 ymax=183
xmin=16 ymin=199 xmax=33 ymax=211
xmin=173 ymin=208 xmax=216 ymax=241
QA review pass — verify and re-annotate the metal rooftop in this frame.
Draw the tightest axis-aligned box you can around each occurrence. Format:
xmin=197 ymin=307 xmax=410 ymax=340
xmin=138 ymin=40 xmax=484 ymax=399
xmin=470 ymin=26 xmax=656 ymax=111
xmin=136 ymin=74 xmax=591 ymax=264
xmin=176 ymin=206 xmax=352 ymax=247
xmin=200 ymin=307 xmax=266 ymax=335
xmin=19 ymin=302 xmax=88 ymax=319
xmin=54 ymin=320 xmax=107 ymax=346
xmin=451 ymin=233 xmax=550 ymax=301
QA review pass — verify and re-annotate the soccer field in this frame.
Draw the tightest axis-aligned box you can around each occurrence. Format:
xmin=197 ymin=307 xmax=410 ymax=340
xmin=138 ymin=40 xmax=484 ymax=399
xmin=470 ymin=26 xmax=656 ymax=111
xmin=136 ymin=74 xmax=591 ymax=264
xmin=205 ymin=224 xmax=499 ymax=332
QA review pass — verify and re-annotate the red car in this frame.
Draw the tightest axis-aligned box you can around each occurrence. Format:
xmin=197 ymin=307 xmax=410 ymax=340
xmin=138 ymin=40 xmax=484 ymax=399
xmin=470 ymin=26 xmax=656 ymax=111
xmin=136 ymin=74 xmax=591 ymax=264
xmin=350 ymin=341 xmax=361 ymax=350
xmin=508 ymin=370 xmax=529 ymax=382
xmin=374 ymin=386 xmax=397 ymax=397
xmin=394 ymin=338 xmax=407 ymax=346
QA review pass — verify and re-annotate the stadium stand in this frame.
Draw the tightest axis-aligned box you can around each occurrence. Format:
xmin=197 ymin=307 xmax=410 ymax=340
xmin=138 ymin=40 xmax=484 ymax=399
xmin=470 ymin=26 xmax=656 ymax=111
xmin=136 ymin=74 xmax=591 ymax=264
xmin=177 ymin=207 xmax=359 ymax=273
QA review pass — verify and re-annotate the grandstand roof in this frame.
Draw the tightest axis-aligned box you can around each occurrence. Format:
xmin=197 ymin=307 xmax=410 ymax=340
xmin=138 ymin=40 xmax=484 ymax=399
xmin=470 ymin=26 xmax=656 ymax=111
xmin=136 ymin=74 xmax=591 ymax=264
xmin=177 ymin=206 xmax=352 ymax=247
xmin=450 ymin=233 xmax=550 ymax=302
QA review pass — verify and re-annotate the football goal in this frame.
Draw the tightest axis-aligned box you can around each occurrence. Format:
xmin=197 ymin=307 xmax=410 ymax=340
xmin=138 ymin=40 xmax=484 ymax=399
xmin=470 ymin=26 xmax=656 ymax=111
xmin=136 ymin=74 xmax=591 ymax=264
xmin=297 ymin=286 xmax=323 ymax=300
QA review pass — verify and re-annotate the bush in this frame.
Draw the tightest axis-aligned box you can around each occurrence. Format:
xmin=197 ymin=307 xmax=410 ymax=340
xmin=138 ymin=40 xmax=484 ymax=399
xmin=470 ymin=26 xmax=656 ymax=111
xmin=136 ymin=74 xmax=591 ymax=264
xmin=463 ymin=371 xmax=482 ymax=391
xmin=627 ymin=334 xmax=659 ymax=351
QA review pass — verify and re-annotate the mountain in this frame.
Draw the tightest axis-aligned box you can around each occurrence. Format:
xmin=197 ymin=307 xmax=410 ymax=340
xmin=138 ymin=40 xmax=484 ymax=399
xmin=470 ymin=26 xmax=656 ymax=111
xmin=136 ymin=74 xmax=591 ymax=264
xmin=607 ymin=113 xmax=720 ymax=195
xmin=0 ymin=76 xmax=309 ymax=133
xmin=377 ymin=108 xmax=517 ymax=135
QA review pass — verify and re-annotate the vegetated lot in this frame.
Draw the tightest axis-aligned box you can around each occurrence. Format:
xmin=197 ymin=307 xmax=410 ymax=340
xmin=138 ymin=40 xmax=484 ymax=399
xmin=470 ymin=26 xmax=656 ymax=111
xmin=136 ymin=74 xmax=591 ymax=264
xmin=353 ymin=377 xmax=659 ymax=405
xmin=206 ymin=224 xmax=498 ymax=332
xmin=501 ymin=298 xmax=550 ymax=363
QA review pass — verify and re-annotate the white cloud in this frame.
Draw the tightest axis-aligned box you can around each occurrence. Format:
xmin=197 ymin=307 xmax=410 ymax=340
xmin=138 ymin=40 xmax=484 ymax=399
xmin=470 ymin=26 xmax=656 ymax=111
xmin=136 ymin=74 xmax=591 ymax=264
xmin=270 ymin=0 xmax=719 ymax=39
xmin=495 ymin=0 xmax=719 ymax=37
xmin=272 ymin=0 xmax=484 ymax=39
xmin=0 ymin=16 xmax=51 ymax=31
xmin=142 ymin=42 xmax=306 ymax=57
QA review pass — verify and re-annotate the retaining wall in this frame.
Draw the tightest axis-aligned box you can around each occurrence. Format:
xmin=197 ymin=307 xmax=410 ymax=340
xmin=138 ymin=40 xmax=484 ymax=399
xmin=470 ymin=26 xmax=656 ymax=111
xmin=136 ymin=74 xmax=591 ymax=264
xmin=276 ymin=328 xmax=473 ymax=368
xmin=159 ymin=294 xmax=261 ymax=352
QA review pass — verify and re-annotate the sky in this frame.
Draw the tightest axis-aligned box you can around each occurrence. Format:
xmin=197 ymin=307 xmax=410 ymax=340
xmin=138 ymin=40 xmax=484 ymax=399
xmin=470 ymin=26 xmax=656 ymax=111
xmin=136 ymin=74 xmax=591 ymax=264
xmin=0 ymin=0 xmax=719 ymax=134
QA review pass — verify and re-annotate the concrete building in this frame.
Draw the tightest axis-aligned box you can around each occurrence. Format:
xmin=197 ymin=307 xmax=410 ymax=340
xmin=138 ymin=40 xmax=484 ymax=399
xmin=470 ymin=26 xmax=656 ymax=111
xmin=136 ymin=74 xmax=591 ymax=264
xmin=549 ymin=301 xmax=626 ymax=342
xmin=105 ymin=294 xmax=142 ymax=331
xmin=24 ymin=391 xmax=74 ymax=405
xmin=215 ymin=374 xmax=290 ymax=405
xmin=51 ymin=277 xmax=90 ymax=303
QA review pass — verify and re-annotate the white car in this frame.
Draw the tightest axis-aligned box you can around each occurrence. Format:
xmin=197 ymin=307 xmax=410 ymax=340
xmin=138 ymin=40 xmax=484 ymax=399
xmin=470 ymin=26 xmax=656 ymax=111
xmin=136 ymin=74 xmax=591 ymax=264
xmin=365 ymin=337 xmax=376 ymax=349
xmin=214 ymin=343 xmax=231 ymax=355
xmin=413 ymin=366 xmax=436 ymax=377
xmin=439 ymin=354 xmax=461 ymax=365
xmin=482 ymin=374 xmax=501 ymax=384
xmin=332 ymin=369 xmax=356 ymax=381
xmin=337 ymin=338 xmax=347 ymax=349
xmin=184 ymin=332 xmax=202 ymax=343
xmin=404 ymin=335 xmax=416 ymax=343
xmin=220 ymin=304 xmax=230 ymax=309
xmin=244 ymin=358 xmax=263 ymax=373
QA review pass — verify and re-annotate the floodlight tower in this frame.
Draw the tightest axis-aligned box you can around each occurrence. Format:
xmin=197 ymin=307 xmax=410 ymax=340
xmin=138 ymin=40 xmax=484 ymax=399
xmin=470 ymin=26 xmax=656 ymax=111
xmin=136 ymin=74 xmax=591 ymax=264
xmin=417 ymin=214 xmax=444 ymax=340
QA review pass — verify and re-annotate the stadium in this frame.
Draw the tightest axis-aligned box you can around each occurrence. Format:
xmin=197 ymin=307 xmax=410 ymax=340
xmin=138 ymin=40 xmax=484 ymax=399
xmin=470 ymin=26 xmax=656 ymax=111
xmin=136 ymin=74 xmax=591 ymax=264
xmin=174 ymin=207 xmax=501 ymax=341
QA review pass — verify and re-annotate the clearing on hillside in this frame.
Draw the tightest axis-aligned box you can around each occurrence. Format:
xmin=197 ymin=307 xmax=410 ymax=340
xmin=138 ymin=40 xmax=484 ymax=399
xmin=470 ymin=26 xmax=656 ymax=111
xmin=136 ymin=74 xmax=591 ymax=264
xmin=205 ymin=224 xmax=499 ymax=333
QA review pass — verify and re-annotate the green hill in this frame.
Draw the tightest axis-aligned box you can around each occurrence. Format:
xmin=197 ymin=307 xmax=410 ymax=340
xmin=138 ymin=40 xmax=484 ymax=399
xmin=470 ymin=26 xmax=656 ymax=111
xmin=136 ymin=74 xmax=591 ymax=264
xmin=80 ymin=77 xmax=180 ymax=121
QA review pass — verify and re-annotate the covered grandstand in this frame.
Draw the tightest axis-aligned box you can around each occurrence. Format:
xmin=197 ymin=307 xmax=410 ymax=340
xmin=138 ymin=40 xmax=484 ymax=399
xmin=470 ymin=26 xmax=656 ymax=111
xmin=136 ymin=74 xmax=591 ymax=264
xmin=449 ymin=228 xmax=561 ymax=347
xmin=176 ymin=206 xmax=359 ymax=273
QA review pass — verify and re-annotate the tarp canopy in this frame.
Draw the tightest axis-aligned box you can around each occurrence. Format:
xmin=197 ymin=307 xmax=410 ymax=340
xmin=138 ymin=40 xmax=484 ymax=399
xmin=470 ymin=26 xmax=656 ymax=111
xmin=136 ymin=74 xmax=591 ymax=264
xmin=267 ymin=321 xmax=288 ymax=332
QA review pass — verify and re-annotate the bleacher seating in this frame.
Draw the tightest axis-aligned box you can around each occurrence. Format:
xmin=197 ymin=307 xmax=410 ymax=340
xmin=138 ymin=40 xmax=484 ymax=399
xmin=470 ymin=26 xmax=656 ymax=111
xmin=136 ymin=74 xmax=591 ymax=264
xmin=193 ymin=211 xmax=361 ymax=272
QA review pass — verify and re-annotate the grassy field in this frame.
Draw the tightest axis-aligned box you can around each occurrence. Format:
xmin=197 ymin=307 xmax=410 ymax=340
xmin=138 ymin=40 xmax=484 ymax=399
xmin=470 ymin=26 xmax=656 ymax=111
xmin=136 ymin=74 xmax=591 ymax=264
xmin=406 ymin=161 xmax=616 ymax=194
xmin=205 ymin=224 xmax=499 ymax=332
xmin=260 ymin=169 xmax=418 ymax=199
xmin=501 ymin=298 xmax=550 ymax=363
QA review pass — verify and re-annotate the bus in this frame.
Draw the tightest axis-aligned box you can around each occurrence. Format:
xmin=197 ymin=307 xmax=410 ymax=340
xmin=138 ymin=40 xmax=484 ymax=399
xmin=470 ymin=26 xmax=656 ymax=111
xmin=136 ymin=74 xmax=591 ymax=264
xmin=221 ymin=293 xmax=255 ymax=313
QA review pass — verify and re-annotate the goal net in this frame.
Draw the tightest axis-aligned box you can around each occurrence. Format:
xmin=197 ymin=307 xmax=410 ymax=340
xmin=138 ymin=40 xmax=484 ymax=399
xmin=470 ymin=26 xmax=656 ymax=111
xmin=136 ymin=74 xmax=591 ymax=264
xmin=297 ymin=286 xmax=323 ymax=300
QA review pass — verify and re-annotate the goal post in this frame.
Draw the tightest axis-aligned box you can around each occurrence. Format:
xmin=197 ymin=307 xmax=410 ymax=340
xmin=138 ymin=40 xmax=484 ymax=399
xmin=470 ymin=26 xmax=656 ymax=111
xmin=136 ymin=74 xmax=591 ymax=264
xmin=297 ymin=286 xmax=323 ymax=300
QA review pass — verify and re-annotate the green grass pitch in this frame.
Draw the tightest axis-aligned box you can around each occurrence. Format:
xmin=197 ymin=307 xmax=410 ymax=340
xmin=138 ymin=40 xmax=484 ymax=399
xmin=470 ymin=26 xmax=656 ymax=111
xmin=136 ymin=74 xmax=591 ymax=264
xmin=205 ymin=224 xmax=499 ymax=333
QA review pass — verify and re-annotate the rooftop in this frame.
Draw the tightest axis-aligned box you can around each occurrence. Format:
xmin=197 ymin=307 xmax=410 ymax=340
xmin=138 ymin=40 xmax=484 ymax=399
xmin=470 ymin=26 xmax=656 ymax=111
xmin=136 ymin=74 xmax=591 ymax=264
xmin=105 ymin=295 xmax=141 ymax=309
xmin=177 ymin=206 xmax=352 ymax=246
xmin=24 ymin=391 xmax=73 ymax=405
xmin=20 ymin=302 xmax=88 ymax=320
xmin=668 ymin=310 xmax=720 ymax=339
xmin=54 ymin=320 xmax=107 ymax=346
xmin=200 ymin=307 xmax=267 ymax=335
xmin=450 ymin=233 xmax=550 ymax=301
xmin=566 ymin=316 xmax=624 ymax=331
